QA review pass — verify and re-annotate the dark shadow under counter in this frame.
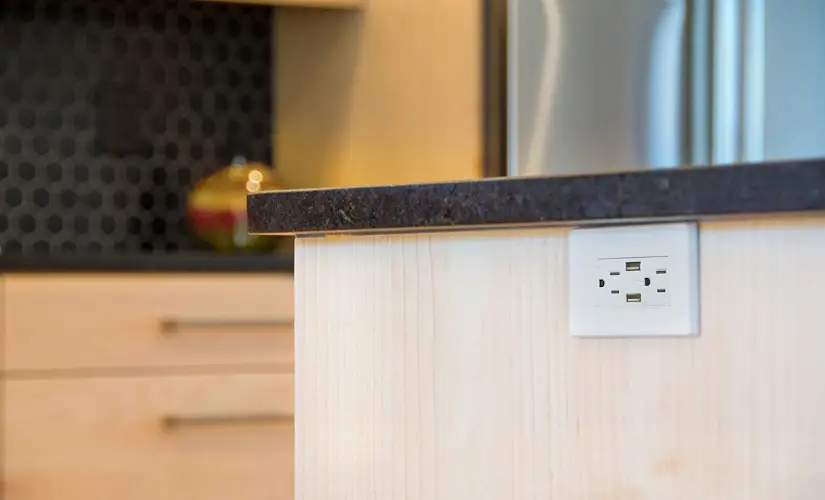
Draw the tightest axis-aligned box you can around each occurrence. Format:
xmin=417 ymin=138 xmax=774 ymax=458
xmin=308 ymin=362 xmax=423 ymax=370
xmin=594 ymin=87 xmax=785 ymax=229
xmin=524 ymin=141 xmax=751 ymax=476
xmin=0 ymin=251 xmax=294 ymax=273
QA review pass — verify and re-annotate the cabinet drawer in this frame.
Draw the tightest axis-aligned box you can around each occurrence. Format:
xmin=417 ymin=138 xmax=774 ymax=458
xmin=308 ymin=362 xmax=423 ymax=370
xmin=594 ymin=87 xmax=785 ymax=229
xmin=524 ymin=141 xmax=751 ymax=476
xmin=4 ymin=274 xmax=294 ymax=371
xmin=4 ymin=373 xmax=293 ymax=500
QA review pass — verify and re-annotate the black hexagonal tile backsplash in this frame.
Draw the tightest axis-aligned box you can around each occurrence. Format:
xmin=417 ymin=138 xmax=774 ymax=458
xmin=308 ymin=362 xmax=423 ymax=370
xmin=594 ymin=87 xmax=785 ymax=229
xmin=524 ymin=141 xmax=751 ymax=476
xmin=0 ymin=0 xmax=273 ymax=254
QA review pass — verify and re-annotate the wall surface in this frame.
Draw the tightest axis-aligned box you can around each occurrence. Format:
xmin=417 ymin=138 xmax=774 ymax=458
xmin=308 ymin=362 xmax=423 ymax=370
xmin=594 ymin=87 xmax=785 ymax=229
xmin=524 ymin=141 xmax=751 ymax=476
xmin=294 ymin=216 xmax=825 ymax=499
xmin=0 ymin=0 xmax=272 ymax=253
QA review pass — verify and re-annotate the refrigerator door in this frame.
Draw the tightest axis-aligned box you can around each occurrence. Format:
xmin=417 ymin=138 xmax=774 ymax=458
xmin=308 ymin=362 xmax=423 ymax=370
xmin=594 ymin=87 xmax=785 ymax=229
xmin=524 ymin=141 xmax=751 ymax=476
xmin=714 ymin=0 xmax=825 ymax=164
xmin=712 ymin=0 xmax=766 ymax=164
xmin=509 ymin=0 xmax=705 ymax=176
xmin=761 ymin=0 xmax=825 ymax=161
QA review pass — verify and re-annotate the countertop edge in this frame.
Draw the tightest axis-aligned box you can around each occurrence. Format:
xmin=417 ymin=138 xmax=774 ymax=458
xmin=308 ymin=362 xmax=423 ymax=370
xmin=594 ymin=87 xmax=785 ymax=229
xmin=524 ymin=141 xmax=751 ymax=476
xmin=248 ymin=159 xmax=825 ymax=235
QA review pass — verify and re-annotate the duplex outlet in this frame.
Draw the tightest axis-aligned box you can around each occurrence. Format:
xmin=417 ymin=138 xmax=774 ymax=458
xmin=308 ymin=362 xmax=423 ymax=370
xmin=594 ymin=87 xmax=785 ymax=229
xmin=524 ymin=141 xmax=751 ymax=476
xmin=598 ymin=256 xmax=670 ymax=307
xmin=569 ymin=223 xmax=700 ymax=338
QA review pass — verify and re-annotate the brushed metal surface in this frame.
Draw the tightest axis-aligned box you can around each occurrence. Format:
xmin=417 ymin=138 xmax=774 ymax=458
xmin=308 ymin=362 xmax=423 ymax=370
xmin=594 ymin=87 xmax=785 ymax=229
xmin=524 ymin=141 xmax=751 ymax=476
xmin=162 ymin=412 xmax=294 ymax=428
xmin=509 ymin=0 xmax=695 ymax=176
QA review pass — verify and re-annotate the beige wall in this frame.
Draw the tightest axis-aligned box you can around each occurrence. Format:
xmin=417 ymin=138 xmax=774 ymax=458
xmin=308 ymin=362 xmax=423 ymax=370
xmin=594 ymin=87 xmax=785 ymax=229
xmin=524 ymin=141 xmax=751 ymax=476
xmin=294 ymin=215 xmax=825 ymax=499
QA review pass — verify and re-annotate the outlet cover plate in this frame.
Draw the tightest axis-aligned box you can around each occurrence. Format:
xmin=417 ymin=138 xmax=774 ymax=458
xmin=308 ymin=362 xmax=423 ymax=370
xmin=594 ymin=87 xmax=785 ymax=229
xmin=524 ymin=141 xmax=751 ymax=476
xmin=569 ymin=222 xmax=700 ymax=338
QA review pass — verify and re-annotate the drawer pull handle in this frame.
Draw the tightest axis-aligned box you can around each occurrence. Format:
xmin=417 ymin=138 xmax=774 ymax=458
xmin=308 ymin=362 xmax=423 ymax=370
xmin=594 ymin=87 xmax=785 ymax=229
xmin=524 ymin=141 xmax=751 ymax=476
xmin=162 ymin=412 xmax=293 ymax=428
xmin=160 ymin=318 xmax=293 ymax=334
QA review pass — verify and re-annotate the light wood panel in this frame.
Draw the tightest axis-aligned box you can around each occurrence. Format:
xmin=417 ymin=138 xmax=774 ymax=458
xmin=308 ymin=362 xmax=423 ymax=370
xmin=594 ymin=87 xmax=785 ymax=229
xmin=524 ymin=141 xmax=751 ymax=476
xmin=274 ymin=0 xmax=482 ymax=188
xmin=4 ymin=274 xmax=294 ymax=372
xmin=198 ymin=0 xmax=363 ymax=8
xmin=294 ymin=216 xmax=825 ymax=499
xmin=4 ymin=373 xmax=293 ymax=500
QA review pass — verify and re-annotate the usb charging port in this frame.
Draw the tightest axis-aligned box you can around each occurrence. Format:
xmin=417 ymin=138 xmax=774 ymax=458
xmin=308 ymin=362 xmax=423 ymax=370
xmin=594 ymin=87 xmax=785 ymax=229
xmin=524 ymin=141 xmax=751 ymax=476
xmin=626 ymin=293 xmax=642 ymax=303
xmin=625 ymin=261 xmax=641 ymax=272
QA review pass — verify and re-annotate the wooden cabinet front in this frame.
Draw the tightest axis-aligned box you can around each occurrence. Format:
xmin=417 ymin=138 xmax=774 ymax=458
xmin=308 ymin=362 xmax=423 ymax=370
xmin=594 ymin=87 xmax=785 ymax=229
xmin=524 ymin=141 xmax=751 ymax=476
xmin=197 ymin=0 xmax=363 ymax=7
xmin=4 ymin=373 xmax=294 ymax=500
xmin=4 ymin=274 xmax=294 ymax=372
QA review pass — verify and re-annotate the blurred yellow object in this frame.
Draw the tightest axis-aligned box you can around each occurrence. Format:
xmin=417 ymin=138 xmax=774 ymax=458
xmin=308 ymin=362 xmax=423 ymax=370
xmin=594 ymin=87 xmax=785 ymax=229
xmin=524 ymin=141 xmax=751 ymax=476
xmin=188 ymin=156 xmax=289 ymax=253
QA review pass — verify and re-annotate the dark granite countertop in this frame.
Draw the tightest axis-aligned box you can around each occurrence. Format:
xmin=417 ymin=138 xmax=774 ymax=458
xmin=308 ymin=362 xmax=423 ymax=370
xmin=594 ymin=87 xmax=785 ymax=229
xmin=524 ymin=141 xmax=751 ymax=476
xmin=0 ymin=251 xmax=294 ymax=273
xmin=248 ymin=158 xmax=825 ymax=235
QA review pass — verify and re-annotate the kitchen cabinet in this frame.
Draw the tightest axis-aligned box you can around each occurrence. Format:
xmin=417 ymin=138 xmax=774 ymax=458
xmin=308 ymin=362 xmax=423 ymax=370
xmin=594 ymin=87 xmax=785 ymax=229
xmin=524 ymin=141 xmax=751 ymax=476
xmin=3 ymin=274 xmax=294 ymax=372
xmin=5 ymin=373 xmax=294 ymax=500
xmin=250 ymin=162 xmax=825 ymax=499
xmin=1 ymin=273 xmax=295 ymax=500
xmin=197 ymin=0 xmax=363 ymax=8
xmin=210 ymin=0 xmax=486 ymax=188
xmin=290 ymin=219 xmax=825 ymax=499
xmin=274 ymin=0 xmax=484 ymax=188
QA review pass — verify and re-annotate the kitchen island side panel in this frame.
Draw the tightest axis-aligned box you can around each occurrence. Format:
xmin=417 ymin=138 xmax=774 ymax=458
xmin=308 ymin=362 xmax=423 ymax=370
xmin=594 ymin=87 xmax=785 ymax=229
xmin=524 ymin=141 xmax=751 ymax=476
xmin=293 ymin=217 xmax=825 ymax=500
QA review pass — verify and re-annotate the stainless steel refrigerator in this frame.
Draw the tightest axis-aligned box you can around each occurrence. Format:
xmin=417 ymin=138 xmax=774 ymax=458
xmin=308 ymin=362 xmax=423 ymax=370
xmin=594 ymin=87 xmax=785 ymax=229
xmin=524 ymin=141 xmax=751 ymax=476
xmin=507 ymin=0 xmax=825 ymax=176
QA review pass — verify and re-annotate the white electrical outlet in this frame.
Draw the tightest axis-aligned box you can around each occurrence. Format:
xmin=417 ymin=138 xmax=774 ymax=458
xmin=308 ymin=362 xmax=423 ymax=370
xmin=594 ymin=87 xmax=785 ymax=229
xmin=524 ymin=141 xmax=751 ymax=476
xmin=597 ymin=256 xmax=670 ymax=307
xmin=569 ymin=222 xmax=700 ymax=338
